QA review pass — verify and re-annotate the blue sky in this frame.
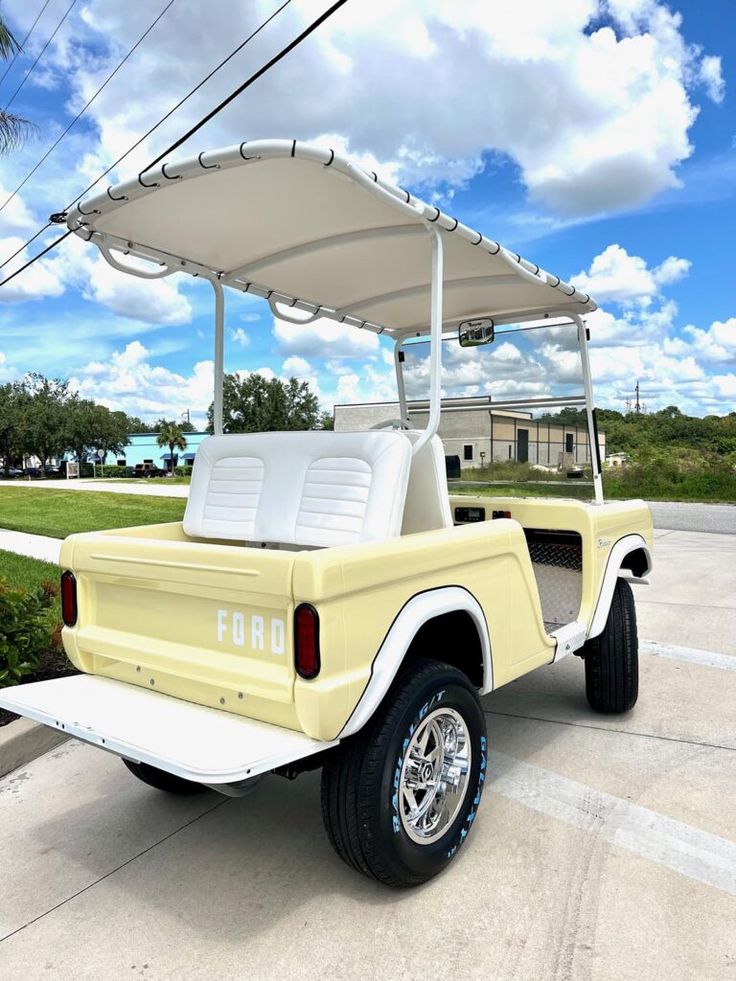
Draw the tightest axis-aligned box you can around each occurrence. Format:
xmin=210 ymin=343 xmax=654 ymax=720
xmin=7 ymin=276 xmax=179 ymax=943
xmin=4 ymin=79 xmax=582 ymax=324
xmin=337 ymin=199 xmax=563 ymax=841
xmin=0 ymin=0 xmax=734 ymax=425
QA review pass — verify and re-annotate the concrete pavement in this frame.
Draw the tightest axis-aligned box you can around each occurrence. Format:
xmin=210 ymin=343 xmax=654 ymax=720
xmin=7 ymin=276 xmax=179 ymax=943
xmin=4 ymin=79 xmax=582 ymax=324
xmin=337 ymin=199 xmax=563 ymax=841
xmin=0 ymin=479 xmax=188 ymax=498
xmin=638 ymin=528 xmax=736 ymax=655
xmin=1 ymin=529 xmax=734 ymax=979
xmin=647 ymin=500 xmax=736 ymax=535
xmin=0 ymin=529 xmax=60 ymax=563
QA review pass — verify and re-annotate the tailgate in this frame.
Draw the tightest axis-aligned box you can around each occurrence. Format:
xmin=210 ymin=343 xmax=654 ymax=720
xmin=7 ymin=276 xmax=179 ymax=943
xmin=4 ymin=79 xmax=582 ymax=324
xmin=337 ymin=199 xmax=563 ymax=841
xmin=62 ymin=530 xmax=300 ymax=728
xmin=0 ymin=676 xmax=336 ymax=783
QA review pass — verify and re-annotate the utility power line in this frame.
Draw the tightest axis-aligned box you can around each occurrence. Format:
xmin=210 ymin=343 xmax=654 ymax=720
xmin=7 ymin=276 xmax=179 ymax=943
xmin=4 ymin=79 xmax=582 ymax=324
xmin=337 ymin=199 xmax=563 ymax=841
xmin=142 ymin=0 xmax=349 ymax=173
xmin=1 ymin=0 xmax=292 ymax=275
xmin=0 ymin=0 xmax=54 ymax=91
xmin=0 ymin=0 xmax=178 ymax=216
xmin=3 ymin=0 xmax=80 ymax=111
xmin=0 ymin=0 xmax=349 ymax=290
xmin=69 ymin=0 xmax=294 ymax=207
xmin=0 ymin=227 xmax=72 ymax=291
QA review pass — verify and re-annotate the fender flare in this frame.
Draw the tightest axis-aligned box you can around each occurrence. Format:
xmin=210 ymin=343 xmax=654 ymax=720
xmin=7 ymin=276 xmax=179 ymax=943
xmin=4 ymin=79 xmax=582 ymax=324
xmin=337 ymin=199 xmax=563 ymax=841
xmin=587 ymin=534 xmax=652 ymax=640
xmin=338 ymin=585 xmax=492 ymax=739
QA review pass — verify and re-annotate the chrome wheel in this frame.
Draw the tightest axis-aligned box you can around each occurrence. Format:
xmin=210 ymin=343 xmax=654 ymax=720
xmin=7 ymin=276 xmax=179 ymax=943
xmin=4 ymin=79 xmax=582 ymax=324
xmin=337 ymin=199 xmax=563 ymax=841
xmin=399 ymin=707 xmax=472 ymax=844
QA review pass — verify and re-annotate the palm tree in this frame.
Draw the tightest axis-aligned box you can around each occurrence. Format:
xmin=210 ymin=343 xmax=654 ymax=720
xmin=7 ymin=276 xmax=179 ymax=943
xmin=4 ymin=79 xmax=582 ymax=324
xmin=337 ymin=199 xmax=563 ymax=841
xmin=0 ymin=13 xmax=35 ymax=153
xmin=156 ymin=422 xmax=187 ymax=474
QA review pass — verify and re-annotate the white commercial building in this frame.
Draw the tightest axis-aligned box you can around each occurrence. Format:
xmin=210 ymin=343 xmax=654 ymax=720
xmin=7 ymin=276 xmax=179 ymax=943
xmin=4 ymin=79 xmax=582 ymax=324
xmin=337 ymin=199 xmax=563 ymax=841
xmin=335 ymin=397 xmax=606 ymax=470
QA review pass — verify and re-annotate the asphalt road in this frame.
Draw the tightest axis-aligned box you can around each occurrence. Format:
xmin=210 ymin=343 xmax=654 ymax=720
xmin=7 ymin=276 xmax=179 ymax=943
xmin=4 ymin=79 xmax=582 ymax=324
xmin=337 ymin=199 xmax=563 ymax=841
xmin=1 ymin=528 xmax=735 ymax=980
xmin=648 ymin=500 xmax=736 ymax=535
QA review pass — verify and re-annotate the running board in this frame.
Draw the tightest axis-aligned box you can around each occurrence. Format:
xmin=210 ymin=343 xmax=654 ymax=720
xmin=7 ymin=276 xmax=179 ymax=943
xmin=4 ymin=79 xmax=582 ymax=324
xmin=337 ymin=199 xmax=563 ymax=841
xmin=0 ymin=675 xmax=337 ymax=785
xmin=550 ymin=620 xmax=587 ymax=661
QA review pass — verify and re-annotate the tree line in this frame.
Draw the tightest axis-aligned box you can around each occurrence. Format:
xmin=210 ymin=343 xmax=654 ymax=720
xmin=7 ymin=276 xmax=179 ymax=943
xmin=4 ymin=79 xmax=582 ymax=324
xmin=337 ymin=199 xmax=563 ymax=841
xmin=207 ymin=373 xmax=332 ymax=432
xmin=0 ymin=372 xmax=332 ymax=471
xmin=0 ymin=375 xmax=135 ymax=470
xmin=541 ymin=405 xmax=736 ymax=460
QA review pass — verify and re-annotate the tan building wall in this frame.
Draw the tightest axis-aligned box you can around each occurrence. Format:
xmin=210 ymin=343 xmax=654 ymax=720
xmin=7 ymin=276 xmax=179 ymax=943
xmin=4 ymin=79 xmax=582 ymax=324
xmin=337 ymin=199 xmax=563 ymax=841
xmin=334 ymin=400 xmax=606 ymax=469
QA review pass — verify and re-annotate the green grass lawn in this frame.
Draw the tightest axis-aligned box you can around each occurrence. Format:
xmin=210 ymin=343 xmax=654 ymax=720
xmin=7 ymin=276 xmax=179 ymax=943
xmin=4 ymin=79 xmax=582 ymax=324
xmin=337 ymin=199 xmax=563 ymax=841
xmin=451 ymin=481 xmax=594 ymax=500
xmin=0 ymin=548 xmax=60 ymax=589
xmin=0 ymin=487 xmax=186 ymax=539
xmin=108 ymin=476 xmax=191 ymax=485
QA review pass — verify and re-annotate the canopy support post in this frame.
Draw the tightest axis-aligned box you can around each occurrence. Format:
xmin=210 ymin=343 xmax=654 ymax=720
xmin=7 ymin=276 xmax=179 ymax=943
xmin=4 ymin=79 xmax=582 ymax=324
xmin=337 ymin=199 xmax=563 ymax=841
xmin=394 ymin=338 xmax=408 ymax=422
xmin=572 ymin=312 xmax=603 ymax=504
xmin=208 ymin=275 xmax=225 ymax=436
xmin=411 ymin=226 xmax=444 ymax=456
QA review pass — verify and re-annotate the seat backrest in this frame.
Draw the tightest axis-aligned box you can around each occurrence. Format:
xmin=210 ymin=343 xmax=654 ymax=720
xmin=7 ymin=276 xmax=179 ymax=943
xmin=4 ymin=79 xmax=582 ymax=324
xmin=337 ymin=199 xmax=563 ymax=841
xmin=184 ymin=431 xmax=412 ymax=548
xmin=401 ymin=431 xmax=454 ymax=535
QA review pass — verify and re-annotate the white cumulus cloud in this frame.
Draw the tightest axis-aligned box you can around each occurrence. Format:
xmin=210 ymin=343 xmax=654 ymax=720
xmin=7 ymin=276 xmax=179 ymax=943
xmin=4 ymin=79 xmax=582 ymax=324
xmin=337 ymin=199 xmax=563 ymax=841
xmin=69 ymin=340 xmax=214 ymax=425
xmin=572 ymin=244 xmax=691 ymax=304
xmin=3 ymin=0 xmax=724 ymax=220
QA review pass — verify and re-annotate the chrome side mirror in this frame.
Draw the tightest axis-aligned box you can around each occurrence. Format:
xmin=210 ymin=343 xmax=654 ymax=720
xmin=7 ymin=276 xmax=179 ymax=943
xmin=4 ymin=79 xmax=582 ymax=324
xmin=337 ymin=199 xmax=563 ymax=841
xmin=459 ymin=318 xmax=495 ymax=347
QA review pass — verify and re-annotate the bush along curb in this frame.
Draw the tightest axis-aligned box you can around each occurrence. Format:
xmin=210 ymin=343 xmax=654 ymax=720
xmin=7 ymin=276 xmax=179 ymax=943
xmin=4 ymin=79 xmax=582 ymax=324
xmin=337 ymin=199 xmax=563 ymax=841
xmin=0 ymin=717 xmax=70 ymax=780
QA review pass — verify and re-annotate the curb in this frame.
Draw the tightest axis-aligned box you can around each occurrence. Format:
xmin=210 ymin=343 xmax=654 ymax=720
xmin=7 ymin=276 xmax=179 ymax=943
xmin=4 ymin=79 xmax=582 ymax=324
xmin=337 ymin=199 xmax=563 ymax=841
xmin=0 ymin=717 xmax=70 ymax=779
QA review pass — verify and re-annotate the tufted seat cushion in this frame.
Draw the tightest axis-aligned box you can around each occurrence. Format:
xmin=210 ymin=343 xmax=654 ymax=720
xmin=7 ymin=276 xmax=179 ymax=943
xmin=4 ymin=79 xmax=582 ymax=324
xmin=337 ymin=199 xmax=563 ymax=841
xmin=183 ymin=431 xmax=412 ymax=548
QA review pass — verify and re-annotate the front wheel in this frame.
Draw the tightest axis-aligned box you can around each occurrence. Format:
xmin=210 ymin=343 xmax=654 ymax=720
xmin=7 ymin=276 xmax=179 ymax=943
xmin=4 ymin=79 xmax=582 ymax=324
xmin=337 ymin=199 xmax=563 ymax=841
xmin=584 ymin=577 xmax=638 ymax=713
xmin=321 ymin=657 xmax=487 ymax=887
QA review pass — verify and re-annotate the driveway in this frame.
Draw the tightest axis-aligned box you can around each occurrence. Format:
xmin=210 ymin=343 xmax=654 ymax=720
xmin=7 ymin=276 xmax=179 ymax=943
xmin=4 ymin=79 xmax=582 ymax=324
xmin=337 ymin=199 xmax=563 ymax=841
xmin=1 ymin=528 xmax=734 ymax=980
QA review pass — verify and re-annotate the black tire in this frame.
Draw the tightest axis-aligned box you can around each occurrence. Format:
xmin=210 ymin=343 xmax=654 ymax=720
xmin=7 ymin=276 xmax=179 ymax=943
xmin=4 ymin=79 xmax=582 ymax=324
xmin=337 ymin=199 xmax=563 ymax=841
xmin=122 ymin=758 xmax=207 ymax=795
xmin=584 ymin=578 xmax=638 ymax=713
xmin=321 ymin=657 xmax=487 ymax=888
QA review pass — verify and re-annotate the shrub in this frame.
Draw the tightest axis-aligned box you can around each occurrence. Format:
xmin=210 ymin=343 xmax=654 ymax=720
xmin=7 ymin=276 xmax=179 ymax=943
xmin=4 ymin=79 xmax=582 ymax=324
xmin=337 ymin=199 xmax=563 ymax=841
xmin=98 ymin=464 xmax=130 ymax=478
xmin=0 ymin=578 xmax=59 ymax=687
xmin=603 ymin=449 xmax=736 ymax=502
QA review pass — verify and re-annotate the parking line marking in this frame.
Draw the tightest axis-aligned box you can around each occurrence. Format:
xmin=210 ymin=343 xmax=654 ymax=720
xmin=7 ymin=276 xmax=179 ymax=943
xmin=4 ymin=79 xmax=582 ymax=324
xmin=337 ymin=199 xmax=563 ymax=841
xmin=642 ymin=640 xmax=736 ymax=672
xmin=490 ymin=752 xmax=736 ymax=897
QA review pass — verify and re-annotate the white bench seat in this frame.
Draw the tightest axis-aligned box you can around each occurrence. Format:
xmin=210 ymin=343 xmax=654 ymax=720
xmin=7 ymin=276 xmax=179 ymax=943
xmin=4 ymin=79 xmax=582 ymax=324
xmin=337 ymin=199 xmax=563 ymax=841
xmin=184 ymin=431 xmax=412 ymax=548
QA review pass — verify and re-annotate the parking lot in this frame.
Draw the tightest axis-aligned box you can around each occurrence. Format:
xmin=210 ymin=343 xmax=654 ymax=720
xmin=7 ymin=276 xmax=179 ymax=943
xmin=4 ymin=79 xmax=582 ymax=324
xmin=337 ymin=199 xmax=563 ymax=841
xmin=1 ymin=525 xmax=735 ymax=980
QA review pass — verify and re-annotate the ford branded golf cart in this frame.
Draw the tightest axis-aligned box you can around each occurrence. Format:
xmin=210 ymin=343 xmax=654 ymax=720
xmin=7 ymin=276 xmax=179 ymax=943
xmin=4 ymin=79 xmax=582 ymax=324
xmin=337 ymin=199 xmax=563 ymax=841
xmin=0 ymin=140 xmax=652 ymax=887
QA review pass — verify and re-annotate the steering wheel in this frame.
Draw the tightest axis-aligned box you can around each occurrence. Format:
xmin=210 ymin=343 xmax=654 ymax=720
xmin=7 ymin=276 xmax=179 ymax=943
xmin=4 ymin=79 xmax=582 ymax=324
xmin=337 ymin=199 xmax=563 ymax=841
xmin=370 ymin=418 xmax=412 ymax=431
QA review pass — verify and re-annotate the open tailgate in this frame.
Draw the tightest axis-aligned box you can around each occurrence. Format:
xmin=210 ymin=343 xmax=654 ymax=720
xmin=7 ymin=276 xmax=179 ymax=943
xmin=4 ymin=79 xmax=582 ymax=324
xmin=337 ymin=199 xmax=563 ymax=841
xmin=0 ymin=676 xmax=337 ymax=784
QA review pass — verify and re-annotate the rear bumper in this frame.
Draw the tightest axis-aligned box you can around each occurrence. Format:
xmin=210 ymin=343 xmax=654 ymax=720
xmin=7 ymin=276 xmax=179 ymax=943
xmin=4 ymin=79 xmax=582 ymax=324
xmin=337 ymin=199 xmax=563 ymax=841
xmin=0 ymin=675 xmax=337 ymax=784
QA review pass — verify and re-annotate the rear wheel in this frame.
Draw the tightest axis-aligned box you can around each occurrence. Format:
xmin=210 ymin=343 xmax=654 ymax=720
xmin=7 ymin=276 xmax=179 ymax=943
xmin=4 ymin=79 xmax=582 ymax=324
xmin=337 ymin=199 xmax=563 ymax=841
xmin=321 ymin=657 xmax=487 ymax=887
xmin=584 ymin=578 xmax=638 ymax=713
xmin=122 ymin=758 xmax=206 ymax=795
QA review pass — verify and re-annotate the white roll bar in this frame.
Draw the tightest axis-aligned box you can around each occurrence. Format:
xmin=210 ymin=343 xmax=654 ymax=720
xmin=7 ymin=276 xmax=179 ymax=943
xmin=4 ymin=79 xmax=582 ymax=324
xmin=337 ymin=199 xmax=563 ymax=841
xmin=410 ymin=226 xmax=444 ymax=456
xmin=211 ymin=276 xmax=225 ymax=436
xmin=572 ymin=312 xmax=603 ymax=503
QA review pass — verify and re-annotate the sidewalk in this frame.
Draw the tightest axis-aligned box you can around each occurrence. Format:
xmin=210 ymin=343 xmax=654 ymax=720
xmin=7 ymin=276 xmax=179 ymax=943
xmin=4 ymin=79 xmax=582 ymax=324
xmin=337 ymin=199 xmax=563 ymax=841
xmin=0 ymin=479 xmax=188 ymax=498
xmin=0 ymin=529 xmax=60 ymax=563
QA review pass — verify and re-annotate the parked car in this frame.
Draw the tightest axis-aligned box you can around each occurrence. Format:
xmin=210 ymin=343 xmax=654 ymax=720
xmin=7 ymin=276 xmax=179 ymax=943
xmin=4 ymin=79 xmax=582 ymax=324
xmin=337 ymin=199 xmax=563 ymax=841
xmin=0 ymin=466 xmax=23 ymax=479
xmin=132 ymin=462 xmax=163 ymax=478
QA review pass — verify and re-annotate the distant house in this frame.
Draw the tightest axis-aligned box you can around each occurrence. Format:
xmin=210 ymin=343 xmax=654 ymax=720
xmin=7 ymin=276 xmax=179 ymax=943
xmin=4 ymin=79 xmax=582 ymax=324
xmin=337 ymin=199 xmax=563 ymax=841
xmin=334 ymin=398 xmax=606 ymax=470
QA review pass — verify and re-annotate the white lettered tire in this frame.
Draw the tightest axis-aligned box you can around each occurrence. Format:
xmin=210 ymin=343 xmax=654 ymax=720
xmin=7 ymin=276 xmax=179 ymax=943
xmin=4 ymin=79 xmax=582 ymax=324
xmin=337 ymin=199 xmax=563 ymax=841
xmin=321 ymin=657 xmax=487 ymax=887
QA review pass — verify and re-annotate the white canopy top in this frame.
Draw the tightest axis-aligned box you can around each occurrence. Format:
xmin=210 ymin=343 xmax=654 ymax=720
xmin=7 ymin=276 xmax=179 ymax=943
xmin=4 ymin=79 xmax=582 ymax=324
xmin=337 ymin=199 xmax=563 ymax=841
xmin=67 ymin=139 xmax=596 ymax=336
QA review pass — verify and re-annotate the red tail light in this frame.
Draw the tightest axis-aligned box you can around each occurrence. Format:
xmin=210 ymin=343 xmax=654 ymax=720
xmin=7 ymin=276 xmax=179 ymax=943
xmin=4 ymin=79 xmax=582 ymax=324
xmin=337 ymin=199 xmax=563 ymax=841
xmin=294 ymin=604 xmax=320 ymax=679
xmin=60 ymin=570 xmax=78 ymax=627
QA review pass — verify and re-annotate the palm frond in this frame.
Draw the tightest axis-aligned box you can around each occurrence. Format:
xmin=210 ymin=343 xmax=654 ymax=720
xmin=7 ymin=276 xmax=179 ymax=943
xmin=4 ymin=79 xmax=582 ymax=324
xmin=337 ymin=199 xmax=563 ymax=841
xmin=0 ymin=110 xmax=37 ymax=153
xmin=0 ymin=16 xmax=20 ymax=59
